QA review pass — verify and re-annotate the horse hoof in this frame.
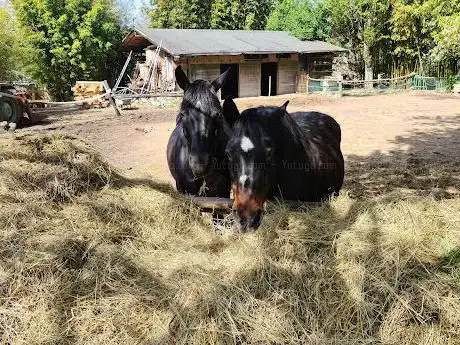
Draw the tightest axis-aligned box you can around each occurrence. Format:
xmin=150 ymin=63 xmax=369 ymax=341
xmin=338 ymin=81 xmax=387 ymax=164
xmin=8 ymin=123 xmax=17 ymax=131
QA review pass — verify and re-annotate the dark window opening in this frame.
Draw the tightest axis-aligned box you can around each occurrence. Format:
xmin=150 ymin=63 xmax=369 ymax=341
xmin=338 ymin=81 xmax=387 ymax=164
xmin=220 ymin=64 xmax=239 ymax=99
xmin=261 ymin=62 xmax=277 ymax=96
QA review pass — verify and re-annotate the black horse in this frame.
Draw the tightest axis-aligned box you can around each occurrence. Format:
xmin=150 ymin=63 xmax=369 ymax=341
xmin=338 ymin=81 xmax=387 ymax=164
xmin=223 ymin=99 xmax=344 ymax=231
xmin=166 ymin=66 xmax=231 ymax=197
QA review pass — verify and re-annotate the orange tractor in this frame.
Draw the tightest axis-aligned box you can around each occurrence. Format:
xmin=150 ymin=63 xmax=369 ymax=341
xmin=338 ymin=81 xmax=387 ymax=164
xmin=0 ymin=83 xmax=44 ymax=131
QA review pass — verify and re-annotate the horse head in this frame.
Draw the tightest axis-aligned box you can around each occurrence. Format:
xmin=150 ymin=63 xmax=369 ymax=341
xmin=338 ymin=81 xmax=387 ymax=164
xmin=223 ymin=99 xmax=289 ymax=231
xmin=175 ymin=66 xmax=231 ymax=177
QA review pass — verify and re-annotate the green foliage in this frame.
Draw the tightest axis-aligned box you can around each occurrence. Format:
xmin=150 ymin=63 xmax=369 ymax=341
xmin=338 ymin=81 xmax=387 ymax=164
xmin=325 ymin=0 xmax=459 ymax=78
xmin=148 ymin=0 xmax=273 ymax=30
xmin=12 ymin=0 xmax=124 ymax=101
xmin=266 ymin=0 xmax=330 ymax=40
xmin=431 ymin=13 xmax=460 ymax=64
xmin=445 ymin=75 xmax=457 ymax=92
xmin=149 ymin=0 xmax=212 ymax=29
xmin=0 ymin=9 xmax=18 ymax=81
xmin=325 ymin=0 xmax=391 ymax=78
xmin=389 ymin=0 xmax=460 ymax=73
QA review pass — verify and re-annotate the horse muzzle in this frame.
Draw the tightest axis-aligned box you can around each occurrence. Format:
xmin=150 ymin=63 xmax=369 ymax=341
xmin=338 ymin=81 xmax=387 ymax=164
xmin=231 ymin=186 xmax=265 ymax=232
xmin=189 ymin=154 xmax=211 ymax=177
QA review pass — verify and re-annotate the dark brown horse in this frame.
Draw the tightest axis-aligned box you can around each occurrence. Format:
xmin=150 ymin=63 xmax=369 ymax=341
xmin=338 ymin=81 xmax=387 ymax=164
xmin=223 ymin=99 xmax=344 ymax=231
xmin=166 ymin=66 xmax=232 ymax=198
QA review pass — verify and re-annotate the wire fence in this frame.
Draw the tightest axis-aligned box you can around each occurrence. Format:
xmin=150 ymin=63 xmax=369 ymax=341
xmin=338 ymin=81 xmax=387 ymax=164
xmin=306 ymin=73 xmax=457 ymax=96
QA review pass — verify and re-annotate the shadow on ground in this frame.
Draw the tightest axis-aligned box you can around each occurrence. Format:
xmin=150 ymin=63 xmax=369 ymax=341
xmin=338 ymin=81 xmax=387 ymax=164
xmin=345 ymin=115 xmax=460 ymax=199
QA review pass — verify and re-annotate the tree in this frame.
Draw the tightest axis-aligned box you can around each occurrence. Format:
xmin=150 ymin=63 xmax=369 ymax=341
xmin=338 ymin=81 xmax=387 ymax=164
xmin=266 ymin=0 xmax=330 ymax=40
xmin=210 ymin=0 xmax=273 ymax=30
xmin=325 ymin=0 xmax=391 ymax=80
xmin=431 ymin=13 xmax=460 ymax=64
xmin=149 ymin=0 xmax=212 ymax=29
xmin=148 ymin=0 xmax=272 ymax=30
xmin=0 ymin=9 xmax=18 ymax=80
xmin=12 ymin=0 xmax=124 ymax=101
xmin=390 ymin=0 xmax=431 ymax=73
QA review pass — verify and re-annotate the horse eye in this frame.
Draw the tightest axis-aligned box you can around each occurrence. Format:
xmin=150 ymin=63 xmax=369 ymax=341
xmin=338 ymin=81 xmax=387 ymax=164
xmin=214 ymin=128 xmax=219 ymax=136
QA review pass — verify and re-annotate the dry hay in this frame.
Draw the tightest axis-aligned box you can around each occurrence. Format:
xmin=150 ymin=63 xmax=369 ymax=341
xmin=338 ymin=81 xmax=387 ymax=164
xmin=0 ymin=133 xmax=459 ymax=345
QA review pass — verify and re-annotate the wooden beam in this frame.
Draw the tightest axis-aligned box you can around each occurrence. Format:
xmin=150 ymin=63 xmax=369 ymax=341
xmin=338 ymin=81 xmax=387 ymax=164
xmin=185 ymin=196 xmax=324 ymax=213
xmin=186 ymin=196 xmax=232 ymax=212
xmin=102 ymin=80 xmax=121 ymax=117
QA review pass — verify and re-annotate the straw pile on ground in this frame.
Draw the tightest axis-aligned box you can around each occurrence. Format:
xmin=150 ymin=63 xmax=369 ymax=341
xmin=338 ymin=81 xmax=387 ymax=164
xmin=0 ymin=134 xmax=459 ymax=345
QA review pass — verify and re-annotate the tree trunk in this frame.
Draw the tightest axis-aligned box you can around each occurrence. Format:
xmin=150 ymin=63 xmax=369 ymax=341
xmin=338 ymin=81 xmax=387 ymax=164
xmin=417 ymin=45 xmax=424 ymax=75
xmin=363 ymin=41 xmax=373 ymax=87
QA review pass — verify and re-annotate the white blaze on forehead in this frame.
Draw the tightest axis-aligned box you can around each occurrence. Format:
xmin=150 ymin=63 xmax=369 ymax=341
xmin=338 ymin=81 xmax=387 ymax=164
xmin=196 ymin=100 xmax=202 ymax=108
xmin=238 ymin=156 xmax=254 ymax=189
xmin=240 ymin=136 xmax=255 ymax=152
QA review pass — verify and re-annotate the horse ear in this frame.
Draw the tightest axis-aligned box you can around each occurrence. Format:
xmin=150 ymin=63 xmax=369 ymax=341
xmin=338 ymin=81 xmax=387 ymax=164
xmin=175 ymin=66 xmax=190 ymax=91
xmin=223 ymin=98 xmax=240 ymax=128
xmin=211 ymin=67 xmax=231 ymax=92
xmin=280 ymin=100 xmax=289 ymax=112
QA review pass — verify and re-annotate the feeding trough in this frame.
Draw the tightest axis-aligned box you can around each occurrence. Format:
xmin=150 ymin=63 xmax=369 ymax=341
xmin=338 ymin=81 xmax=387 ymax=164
xmin=185 ymin=196 xmax=233 ymax=214
xmin=185 ymin=196 xmax=324 ymax=214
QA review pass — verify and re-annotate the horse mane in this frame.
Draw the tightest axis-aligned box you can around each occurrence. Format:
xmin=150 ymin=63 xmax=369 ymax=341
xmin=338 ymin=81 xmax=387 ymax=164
xmin=238 ymin=107 xmax=305 ymax=146
xmin=237 ymin=106 xmax=316 ymax=166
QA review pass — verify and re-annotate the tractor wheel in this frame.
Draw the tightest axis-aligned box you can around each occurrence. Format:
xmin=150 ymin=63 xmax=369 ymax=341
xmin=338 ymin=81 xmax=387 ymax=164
xmin=18 ymin=101 xmax=37 ymax=126
xmin=0 ymin=96 xmax=21 ymax=126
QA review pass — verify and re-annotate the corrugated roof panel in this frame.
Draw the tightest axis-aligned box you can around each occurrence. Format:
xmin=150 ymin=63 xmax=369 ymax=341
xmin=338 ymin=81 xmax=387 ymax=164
xmin=130 ymin=28 xmax=346 ymax=56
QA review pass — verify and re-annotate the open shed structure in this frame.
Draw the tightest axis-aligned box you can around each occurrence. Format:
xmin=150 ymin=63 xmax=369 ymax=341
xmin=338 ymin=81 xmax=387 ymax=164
xmin=120 ymin=28 xmax=346 ymax=98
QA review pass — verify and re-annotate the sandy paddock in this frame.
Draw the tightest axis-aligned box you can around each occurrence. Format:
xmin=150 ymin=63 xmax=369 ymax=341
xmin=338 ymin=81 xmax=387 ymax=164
xmin=22 ymin=91 xmax=460 ymax=199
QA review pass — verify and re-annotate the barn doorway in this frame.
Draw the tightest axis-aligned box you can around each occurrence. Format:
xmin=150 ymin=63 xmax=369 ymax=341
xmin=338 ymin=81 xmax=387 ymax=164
xmin=220 ymin=64 xmax=239 ymax=99
xmin=261 ymin=62 xmax=277 ymax=96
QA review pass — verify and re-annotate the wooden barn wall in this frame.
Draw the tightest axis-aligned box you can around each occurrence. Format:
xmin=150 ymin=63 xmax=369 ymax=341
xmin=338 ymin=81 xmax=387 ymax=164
xmin=239 ymin=62 xmax=261 ymax=98
xmin=277 ymin=60 xmax=299 ymax=95
xmin=173 ymin=54 xmax=302 ymax=98
xmin=190 ymin=64 xmax=221 ymax=82
xmin=188 ymin=55 xmax=243 ymax=65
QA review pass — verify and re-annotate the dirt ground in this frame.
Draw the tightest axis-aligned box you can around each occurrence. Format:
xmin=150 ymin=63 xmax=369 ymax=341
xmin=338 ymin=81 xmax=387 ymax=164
xmin=19 ymin=91 xmax=460 ymax=199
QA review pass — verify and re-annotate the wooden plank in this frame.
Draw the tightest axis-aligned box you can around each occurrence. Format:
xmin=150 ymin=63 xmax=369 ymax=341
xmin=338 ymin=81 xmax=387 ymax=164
xmin=190 ymin=64 xmax=220 ymax=83
xmin=102 ymin=80 xmax=121 ymax=117
xmin=186 ymin=195 xmax=324 ymax=214
xmin=278 ymin=60 xmax=299 ymax=95
xmin=186 ymin=196 xmax=233 ymax=214
xmin=239 ymin=62 xmax=261 ymax=97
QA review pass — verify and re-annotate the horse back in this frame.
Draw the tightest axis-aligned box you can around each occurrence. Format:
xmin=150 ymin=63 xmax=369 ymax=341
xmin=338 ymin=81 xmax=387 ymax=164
xmin=280 ymin=111 xmax=344 ymax=201
xmin=290 ymin=111 xmax=341 ymax=145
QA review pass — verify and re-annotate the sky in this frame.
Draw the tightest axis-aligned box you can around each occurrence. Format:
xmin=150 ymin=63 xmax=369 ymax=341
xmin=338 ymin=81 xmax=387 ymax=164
xmin=120 ymin=0 xmax=150 ymax=27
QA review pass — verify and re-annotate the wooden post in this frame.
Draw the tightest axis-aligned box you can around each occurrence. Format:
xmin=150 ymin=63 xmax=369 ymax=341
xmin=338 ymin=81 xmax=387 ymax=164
xmin=102 ymin=80 xmax=121 ymax=117
xmin=268 ymin=75 xmax=272 ymax=96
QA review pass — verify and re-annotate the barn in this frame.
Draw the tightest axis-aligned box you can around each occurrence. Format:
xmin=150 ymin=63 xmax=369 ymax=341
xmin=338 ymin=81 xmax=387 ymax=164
xmin=120 ymin=28 xmax=346 ymax=98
